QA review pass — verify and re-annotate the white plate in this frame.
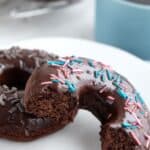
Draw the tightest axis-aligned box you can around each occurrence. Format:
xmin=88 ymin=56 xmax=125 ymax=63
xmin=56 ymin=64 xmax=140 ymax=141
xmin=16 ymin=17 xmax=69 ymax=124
xmin=0 ymin=37 xmax=150 ymax=150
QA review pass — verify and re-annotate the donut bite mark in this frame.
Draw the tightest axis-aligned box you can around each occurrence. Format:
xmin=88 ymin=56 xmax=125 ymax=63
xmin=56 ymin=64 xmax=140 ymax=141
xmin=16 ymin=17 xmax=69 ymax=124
xmin=24 ymin=56 xmax=150 ymax=149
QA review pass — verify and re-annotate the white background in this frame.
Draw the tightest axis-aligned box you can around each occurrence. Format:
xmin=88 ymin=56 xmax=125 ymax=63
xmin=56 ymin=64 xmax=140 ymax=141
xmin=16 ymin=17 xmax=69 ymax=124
xmin=0 ymin=0 xmax=94 ymax=46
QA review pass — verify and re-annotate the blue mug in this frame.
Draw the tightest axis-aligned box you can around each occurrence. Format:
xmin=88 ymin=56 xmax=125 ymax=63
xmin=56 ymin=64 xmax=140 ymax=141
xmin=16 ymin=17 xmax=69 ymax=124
xmin=96 ymin=0 xmax=150 ymax=60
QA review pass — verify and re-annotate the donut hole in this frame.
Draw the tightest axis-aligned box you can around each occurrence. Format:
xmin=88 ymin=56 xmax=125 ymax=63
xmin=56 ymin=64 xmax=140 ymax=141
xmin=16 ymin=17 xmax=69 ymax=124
xmin=0 ymin=67 xmax=31 ymax=90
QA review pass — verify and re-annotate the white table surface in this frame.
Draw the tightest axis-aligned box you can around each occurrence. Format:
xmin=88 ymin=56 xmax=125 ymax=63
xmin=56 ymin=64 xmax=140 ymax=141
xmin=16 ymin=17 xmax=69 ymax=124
xmin=0 ymin=0 xmax=94 ymax=46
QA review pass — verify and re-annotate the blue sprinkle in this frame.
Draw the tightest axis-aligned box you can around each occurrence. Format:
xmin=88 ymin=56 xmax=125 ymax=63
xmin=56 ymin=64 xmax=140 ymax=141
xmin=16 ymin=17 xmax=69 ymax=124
xmin=140 ymin=111 xmax=145 ymax=115
xmin=135 ymin=93 xmax=145 ymax=105
xmin=106 ymin=69 xmax=113 ymax=80
xmin=69 ymin=61 xmax=74 ymax=66
xmin=47 ymin=60 xmax=65 ymax=66
xmin=65 ymin=80 xmax=76 ymax=93
xmin=72 ymin=59 xmax=83 ymax=64
xmin=52 ymin=79 xmax=60 ymax=83
xmin=117 ymin=89 xmax=128 ymax=100
xmin=122 ymin=122 xmax=137 ymax=130
xmin=115 ymin=75 xmax=121 ymax=84
xmin=112 ymin=81 xmax=121 ymax=89
xmin=112 ymin=75 xmax=121 ymax=88
xmin=94 ymin=70 xmax=103 ymax=79
xmin=101 ymin=74 xmax=106 ymax=82
xmin=88 ymin=60 xmax=95 ymax=68
xmin=69 ymin=59 xmax=83 ymax=65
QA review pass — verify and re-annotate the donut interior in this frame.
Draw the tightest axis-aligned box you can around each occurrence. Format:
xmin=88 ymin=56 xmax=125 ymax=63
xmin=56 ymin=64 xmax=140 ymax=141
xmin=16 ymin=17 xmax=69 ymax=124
xmin=0 ymin=67 xmax=31 ymax=90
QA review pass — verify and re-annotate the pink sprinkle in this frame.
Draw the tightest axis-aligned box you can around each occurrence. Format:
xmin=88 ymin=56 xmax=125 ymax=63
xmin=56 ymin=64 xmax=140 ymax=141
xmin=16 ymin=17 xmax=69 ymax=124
xmin=49 ymin=74 xmax=57 ymax=78
xmin=129 ymin=131 xmax=141 ymax=146
xmin=107 ymin=96 xmax=115 ymax=101
xmin=124 ymin=107 xmax=132 ymax=113
xmin=93 ymin=60 xmax=98 ymax=67
xmin=132 ymin=112 xmax=143 ymax=128
xmin=64 ymin=70 xmax=70 ymax=78
xmin=41 ymin=81 xmax=52 ymax=85
xmin=49 ymin=74 xmax=65 ymax=84
xmin=101 ymin=63 xmax=113 ymax=71
xmin=132 ymin=105 xmax=138 ymax=113
xmin=57 ymin=69 xmax=63 ymax=78
xmin=144 ymin=133 xmax=150 ymax=149
xmin=60 ymin=68 xmax=70 ymax=78
xmin=99 ymin=85 xmax=107 ymax=94
xmin=72 ymin=68 xmax=83 ymax=74
xmin=125 ymin=99 xmax=130 ymax=107
xmin=128 ymin=121 xmax=138 ymax=127
xmin=124 ymin=101 xmax=141 ymax=114
xmin=135 ymin=102 xmax=142 ymax=110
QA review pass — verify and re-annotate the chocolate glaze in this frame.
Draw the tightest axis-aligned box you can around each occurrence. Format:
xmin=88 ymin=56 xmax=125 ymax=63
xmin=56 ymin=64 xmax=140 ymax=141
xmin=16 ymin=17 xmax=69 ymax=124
xmin=0 ymin=85 xmax=69 ymax=141
xmin=24 ymin=56 xmax=150 ymax=149
xmin=0 ymin=47 xmax=57 ymax=90
xmin=0 ymin=47 xmax=77 ymax=141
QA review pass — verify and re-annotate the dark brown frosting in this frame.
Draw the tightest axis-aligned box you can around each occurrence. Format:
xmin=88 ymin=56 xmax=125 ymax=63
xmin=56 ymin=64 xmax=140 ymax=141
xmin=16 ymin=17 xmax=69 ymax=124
xmin=0 ymin=47 xmax=57 ymax=89
xmin=0 ymin=47 xmax=77 ymax=141
xmin=24 ymin=56 xmax=150 ymax=149
xmin=0 ymin=85 xmax=65 ymax=140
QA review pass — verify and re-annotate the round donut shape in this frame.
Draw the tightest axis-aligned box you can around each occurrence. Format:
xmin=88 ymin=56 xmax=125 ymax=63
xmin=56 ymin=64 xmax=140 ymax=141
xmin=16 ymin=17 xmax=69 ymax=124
xmin=0 ymin=47 xmax=78 ymax=141
xmin=24 ymin=56 xmax=150 ymax=149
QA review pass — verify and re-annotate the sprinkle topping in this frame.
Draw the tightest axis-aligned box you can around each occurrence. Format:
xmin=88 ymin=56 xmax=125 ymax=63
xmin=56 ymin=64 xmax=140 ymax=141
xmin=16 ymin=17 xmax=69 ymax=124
xmin=47 ymin=60 xmax=65 ymax=66
xmin=42 ymin=56 xmax=149 ymax=148
xmin=144 ymin=133 xmax=150 ymax=149
xmin=65 ymin=80 xmax=76 ymax=93
xmin=135 ymin=93 xmax=145 ymax=105
xmin=122 ymin=122 xmax=137 ymax=130
xmin=88 ymin=60 xmax=95 ymax=68
xmin=106 ymin=69 xmax=113 ymax=81
xmin=117 ymin=89 xmax=128 ymax=100
xmin=94 ymin=70 xmax=103 ymax=79
xmin=129 ymin=131 xmax=141 ymax=146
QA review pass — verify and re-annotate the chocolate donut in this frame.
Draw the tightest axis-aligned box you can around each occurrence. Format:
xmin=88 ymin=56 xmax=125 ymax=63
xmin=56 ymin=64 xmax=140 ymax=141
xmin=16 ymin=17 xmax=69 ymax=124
xmin=0 ymin=85 xmax=67 ymax=141
xmin=24 ymin=56 xmax=150 ymax=149
xmin=0 ymin=47 xmax=77 ymax=141
xmin=0 ymin=47 xmax=57 ymax=89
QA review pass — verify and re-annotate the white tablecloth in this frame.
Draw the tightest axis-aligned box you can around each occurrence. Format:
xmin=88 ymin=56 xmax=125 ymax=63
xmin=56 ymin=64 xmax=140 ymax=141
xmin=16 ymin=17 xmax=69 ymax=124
xmin=0 ymin=0 xmax=94 ymax=46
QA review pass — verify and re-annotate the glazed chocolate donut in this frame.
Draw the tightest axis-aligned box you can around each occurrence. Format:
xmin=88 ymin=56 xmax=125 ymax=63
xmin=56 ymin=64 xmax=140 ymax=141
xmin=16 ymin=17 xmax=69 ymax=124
xmin=24 ymin=56 xmax=150 ymax=149
xmin=0 ymin=47 xmax=57 ymax=89
xmin=0 ymin=47 xmax=77 ymax=141
xmin=0 ymin=85 xmax=67 ymax=141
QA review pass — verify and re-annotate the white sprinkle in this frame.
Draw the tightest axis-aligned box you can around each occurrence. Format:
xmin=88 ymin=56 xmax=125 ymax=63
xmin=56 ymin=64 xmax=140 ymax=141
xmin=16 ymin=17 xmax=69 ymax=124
xmin=72 ymin=69 xmax=83 ymax=74
xmin=107 ymin=113 xmax=112 ymax=119
xmin=8 ymin=107 xmax=17 ymax=114
xmin=144 ymin=112 xmax=149 ymax=118
xmin=25 ymin=129 xmax=30 ymax=136
xmin=132 ymin=112 xmax=143 ymax=128
xmin=19 ymin=60 xmax=24 ymax=69
xmin=35 ymin=58 xmax=40 ymax=67
xmin=144 ymin=133 xmax=150 ymax=149
xmin=0 ymin=64 xmax=5 ymax=74
xmin=0 ymin=94 xmax=5 ymax=106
